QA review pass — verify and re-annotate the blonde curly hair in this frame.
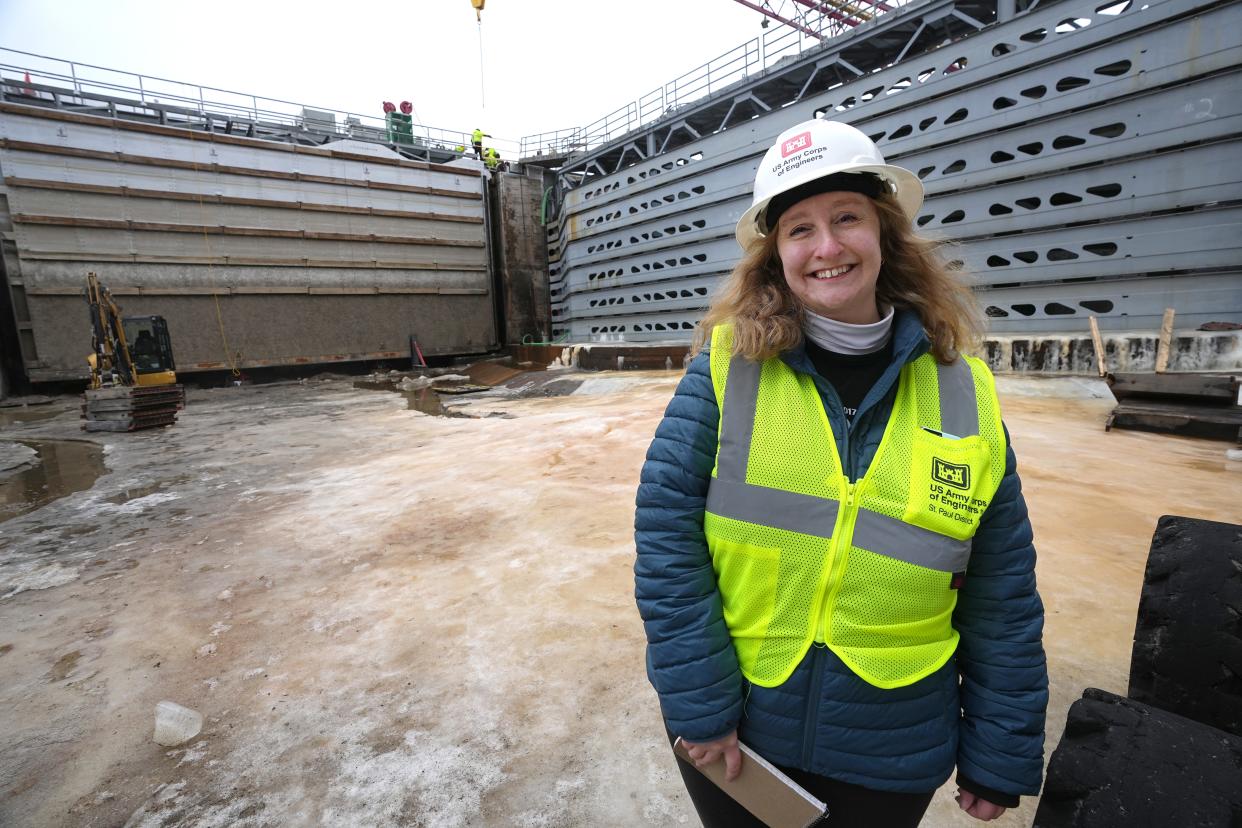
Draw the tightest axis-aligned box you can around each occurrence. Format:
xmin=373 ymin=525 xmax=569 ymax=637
xmin=693 ymin=192 xmax=981 ymax=364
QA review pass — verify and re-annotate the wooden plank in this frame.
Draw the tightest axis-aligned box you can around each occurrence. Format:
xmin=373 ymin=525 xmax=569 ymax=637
xmin=1107 ymin=400 xmax=1242 ymax=442
xmin=1155 ymin=308 xmax=1176 ymax=373
xmin=1109 ymin=372 xmax=1240 ymax=402
xmin=1089 ymin=315 xmax=1107 ymax=378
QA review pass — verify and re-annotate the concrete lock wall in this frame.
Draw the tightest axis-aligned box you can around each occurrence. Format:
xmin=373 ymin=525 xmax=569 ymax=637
xmin=494 ymin=168 xmax=552 ymax=345
xmin=0 ymin=102 xmax=498 ymax=382
xmin=546 ymin=0 xmax=1242 ymax=344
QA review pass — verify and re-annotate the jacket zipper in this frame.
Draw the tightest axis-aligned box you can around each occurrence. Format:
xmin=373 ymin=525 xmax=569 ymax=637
xmin=801 ymin=645 xmax=825 ymax=768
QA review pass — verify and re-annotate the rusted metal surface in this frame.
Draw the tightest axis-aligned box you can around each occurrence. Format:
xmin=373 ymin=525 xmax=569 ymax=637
xmin=4 ymin=177 xmax=484 ymax=224
xmin=0 ymin=102 xmax=480 ymax=177
xmin=13 ymin=214 xmax=486 ymax=247
xmin=0 ymin=139 xmax=481 ymax=200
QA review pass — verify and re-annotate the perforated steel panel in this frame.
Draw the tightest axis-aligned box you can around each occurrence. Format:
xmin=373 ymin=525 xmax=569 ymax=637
xmin=548 ymin=0 xmax=1242 ymax=342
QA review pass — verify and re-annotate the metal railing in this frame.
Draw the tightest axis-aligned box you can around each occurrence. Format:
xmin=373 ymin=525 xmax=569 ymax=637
xmin=517 ymin=8 xmax=883 ymax=159
xmin=0 ymin=47 xmax=523 ymax=159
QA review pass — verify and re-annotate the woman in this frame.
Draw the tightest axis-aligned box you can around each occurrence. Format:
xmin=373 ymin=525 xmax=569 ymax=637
xmin=634 ymin=118 xmax=1048 ymax=826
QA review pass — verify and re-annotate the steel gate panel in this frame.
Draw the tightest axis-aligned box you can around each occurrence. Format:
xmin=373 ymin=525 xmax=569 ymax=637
xmin=978 ymin=272 xmax=1242 ymax=331
xmin=957 ymin=207 xmax=1242 ymax=282
xmin=548 ymin=0 xmax=1242 ymax=341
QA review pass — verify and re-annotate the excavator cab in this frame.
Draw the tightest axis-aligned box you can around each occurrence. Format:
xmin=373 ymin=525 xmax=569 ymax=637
xmin=122 ymin=316 xmax=177 ymax=386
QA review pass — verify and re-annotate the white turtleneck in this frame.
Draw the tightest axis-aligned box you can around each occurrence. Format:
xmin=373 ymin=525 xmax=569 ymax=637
xmin=802 ymin=305 xmax=895 ymax=355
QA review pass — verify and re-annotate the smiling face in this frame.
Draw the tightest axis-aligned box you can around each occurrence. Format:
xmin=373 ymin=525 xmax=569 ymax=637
xmin=774 ymin=190 xmax=883 ymax=324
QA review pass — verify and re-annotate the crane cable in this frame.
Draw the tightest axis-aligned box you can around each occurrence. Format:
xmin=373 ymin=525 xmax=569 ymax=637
xmin=477 ymin=17 xmax=486 ymax=109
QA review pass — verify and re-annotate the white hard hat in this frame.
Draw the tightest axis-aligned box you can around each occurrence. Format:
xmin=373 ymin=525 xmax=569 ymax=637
xmin=735 ymin=118 xmax=924 ymax=249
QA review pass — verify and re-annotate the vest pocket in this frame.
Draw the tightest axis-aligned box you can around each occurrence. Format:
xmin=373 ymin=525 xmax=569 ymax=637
xmin=906 ymin=429 xmax=991 ymax=537
xmin=709 ymin=537 xmax=781 ymax=671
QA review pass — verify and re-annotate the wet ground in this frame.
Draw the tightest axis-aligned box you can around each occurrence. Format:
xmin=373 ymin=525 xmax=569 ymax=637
xmin=0 ymin=369 xmax=1238 ymax=827
xmin=0 ymin=438 xmax=107 ymax=523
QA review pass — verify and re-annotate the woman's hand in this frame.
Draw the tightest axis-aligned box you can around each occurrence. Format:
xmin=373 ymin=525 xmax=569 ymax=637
xmin=956 ymin=789 xmax=1006 ymax=821
xmin=682 ymin=731 xmax=743 ymax=781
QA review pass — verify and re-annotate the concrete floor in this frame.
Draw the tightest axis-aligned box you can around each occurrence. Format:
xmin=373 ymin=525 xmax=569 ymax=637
xmin=0 ymin=369 xmax=1238 ymax=827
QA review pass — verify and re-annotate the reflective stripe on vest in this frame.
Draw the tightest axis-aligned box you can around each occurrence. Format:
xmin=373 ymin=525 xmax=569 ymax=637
xmin=704 ymin=324 xmax=1005 ymax=689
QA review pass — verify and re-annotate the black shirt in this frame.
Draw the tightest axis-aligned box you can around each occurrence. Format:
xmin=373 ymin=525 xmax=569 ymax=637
xmin=804 ymin=336 xmax=894 ymax=422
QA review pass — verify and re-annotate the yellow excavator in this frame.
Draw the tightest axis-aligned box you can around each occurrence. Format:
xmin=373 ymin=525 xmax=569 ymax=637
xmin=83 ymin=272 xmax=183 ymax=431
xmin=85 ymin=272 xmax=177 ymax=389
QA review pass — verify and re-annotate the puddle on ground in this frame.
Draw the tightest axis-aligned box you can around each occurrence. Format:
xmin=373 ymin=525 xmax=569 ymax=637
xmin=402 ymin=386 xmax=471 ymax=417
xmin=353 ymin=379 xmax=470 ymax=418
xmin=0 ymin=406 xmax=62 ymax=428
xmin=47 ymin=650 xmax=81 ymax=682
xmin=105 ymin=482 xmax=164 ymax=505
xmin=0 ymin=439 xmax=106 ymax=524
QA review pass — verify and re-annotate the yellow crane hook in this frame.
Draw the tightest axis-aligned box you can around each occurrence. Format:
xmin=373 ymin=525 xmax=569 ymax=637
xmin=471 ymin=0 xmax=485 ymax=22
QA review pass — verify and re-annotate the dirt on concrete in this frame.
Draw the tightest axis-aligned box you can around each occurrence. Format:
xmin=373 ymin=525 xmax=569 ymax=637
xmin=0 ymin=370 xmax=1237 ymax=827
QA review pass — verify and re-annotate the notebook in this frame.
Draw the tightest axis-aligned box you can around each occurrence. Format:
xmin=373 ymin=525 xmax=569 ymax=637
xmin=673 ymin=737 xmax=829 ymax=828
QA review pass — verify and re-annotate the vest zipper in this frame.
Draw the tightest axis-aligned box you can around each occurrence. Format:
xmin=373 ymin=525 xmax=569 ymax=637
xmin=815 ymin=480 xmax=857 ymax=645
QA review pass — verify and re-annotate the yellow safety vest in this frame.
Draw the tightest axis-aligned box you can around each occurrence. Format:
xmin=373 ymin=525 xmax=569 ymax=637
xmin=704 ymin=324 xmax=1006 ymax=689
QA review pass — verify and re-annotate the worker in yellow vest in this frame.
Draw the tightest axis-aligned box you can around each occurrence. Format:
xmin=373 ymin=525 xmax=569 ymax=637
xmin=471 ymin=127 xmax=491 ymax=160
xmin=485 ymin=146 xmax=500 ymax=171
xmin=636 ymin=118 xmax=1047 ymax=826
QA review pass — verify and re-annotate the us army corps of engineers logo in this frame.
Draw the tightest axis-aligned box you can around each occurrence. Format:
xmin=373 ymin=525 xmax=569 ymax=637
xmin=928 ymin=457 xmax=987 ymax=525
xmin=932 ymin=457 xmax=970 ymax=489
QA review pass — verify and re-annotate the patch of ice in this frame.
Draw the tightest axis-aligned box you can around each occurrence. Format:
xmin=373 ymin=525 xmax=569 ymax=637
xmin=155 ymin=780 xmax=186 ymax=803
xmin=994 ymin=375 xmax=1113 ymax=400
xmin=108 ymin=491 xmax=182 ymax=515
xmin=1 ymin=561 xmax=80 ymax=599
xmin=196 ymin=643 xmax=217 ymax=657
xmin=320 ymin=728 xmax=507 ymax=828
xmin=210 ymin=622 xmax=231 ymax=637
xmin=176 ymin=741 xmax=209 ymax=766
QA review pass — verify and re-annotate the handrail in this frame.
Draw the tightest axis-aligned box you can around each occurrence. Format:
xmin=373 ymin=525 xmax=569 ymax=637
xmin=0 ymin=46 xmax=523 ymax=158
xmin=517 ymin=2 xmax=907 ymax=159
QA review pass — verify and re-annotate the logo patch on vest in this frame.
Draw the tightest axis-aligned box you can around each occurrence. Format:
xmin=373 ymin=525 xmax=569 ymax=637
xmin=932 ymin=457 xmax=970 ymax=489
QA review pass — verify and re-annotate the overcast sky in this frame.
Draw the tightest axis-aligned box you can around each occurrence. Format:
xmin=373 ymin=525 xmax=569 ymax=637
xmin=1 ymin=0 xmax=777 ymax=153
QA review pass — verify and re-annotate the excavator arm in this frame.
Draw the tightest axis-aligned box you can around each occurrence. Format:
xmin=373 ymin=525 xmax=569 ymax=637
xmin=85 ymin=271 xmax=137 ymax=388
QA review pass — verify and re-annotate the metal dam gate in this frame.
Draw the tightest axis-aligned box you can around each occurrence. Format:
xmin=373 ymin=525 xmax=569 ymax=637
xmin=542 ymin=0 xmax=1242 ymax=345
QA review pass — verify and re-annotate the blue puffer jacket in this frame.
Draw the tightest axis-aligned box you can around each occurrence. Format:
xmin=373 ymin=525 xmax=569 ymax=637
xmin=634 ymin=309 xmax=1048 ymax=802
